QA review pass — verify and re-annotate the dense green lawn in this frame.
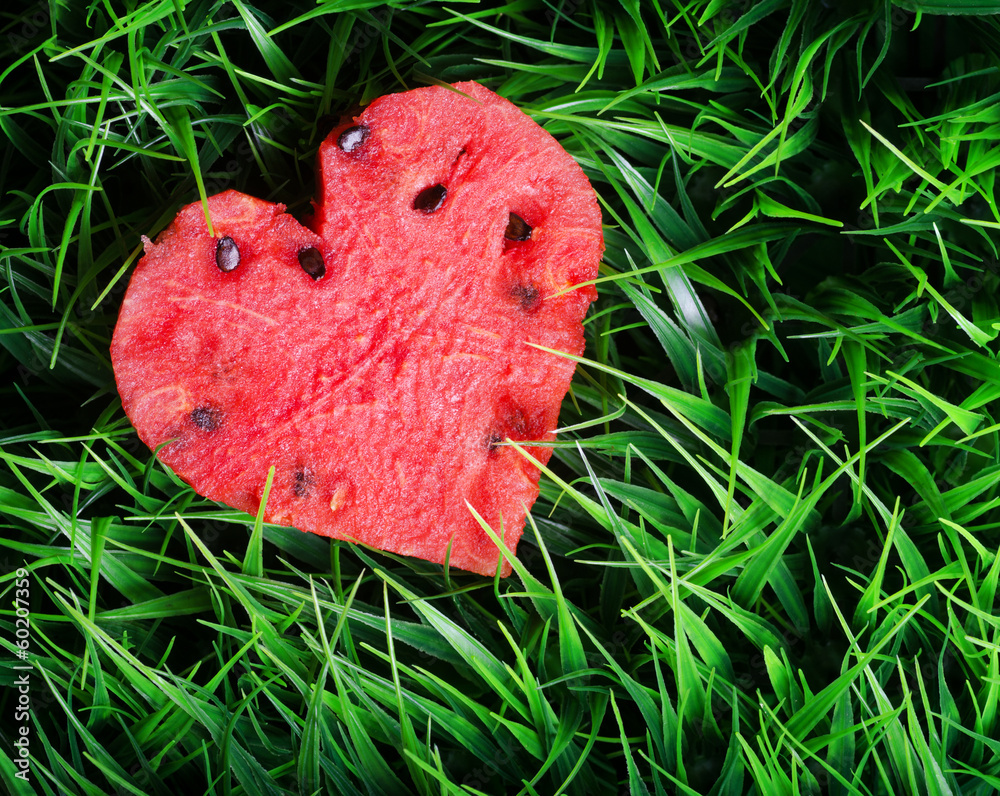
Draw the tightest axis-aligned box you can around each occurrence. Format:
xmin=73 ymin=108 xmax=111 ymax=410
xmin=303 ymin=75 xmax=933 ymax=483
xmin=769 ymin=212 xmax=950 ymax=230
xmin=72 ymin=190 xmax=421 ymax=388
xmin=3 ymin=1 xmax=1000 ymax=794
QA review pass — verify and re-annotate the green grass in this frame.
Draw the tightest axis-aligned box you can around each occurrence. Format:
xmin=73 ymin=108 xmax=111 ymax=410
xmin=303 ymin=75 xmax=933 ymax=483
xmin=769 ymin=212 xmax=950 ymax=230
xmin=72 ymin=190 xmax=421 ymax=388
xmin=3 ymin=0 xmax=1000 ymax=794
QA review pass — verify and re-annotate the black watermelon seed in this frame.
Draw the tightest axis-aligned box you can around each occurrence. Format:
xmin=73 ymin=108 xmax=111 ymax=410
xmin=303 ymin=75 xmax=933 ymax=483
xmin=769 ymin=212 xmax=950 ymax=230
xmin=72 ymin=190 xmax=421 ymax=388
xmin=298 ymin=247 xmax=326 ymax=280
xmin=191 ymin=406 xmax=223 ymax=432
xmin=505 ymin=212 xmax=532 ymax=241
xmin=507 ymin=408 xmax=529 ymax=438
xmin=511 ymin=283 xmax=542 ymax=313
xmin=338 ymin=124 xmax=369 ymax=152
xmin=413 ymin=184 xmax=447 ymax=213
xmin=215 ymin=236 xmax=240 ymax=273
xmin=293 ymin=467 xmax=313 ymax=498
xmin=487 ymin=406 xmax=531 ymax=456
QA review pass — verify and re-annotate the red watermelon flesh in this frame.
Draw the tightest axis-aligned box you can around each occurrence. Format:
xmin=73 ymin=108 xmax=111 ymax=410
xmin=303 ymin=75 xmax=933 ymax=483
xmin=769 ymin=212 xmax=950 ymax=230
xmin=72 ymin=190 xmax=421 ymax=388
xmin=111 ymin=81 xmax=603 ymax=576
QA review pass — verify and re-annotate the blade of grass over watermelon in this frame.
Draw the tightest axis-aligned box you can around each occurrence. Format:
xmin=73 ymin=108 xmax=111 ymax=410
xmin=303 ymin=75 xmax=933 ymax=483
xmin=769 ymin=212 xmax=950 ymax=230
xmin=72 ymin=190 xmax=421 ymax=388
xmin=242 ymin=465 xmax=274 ymax=578
xmin=162 ymin=106 xmax=215 ymax=235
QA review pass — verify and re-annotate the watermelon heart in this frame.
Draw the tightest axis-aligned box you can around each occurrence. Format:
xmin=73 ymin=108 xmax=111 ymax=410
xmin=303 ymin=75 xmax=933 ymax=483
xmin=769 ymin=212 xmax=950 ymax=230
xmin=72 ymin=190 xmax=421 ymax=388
xmin=111 ymin=81 xmax=603 ymax=576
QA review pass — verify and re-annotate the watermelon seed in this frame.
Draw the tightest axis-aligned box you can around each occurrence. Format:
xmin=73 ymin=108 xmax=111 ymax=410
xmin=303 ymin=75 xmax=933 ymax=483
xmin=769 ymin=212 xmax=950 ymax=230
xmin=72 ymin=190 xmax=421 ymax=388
xmin=329 ymin=485 xmax=350 ymax=513
xmin=511 ymin=283 xmax=541 ymax=313
xmin=504 ymin=213 xmax=532 ymax=241
xmin=215 ymin=236 xmax=240 ymax=273
xmin=190 ymin=406 xmax=223 ymax=432
xmin=298 ymin=247 xmax=326 ymax=280
xmin=413 ymin=184 xmax=447 ymax=213
xmin=338 ymin=124 xmax=369 ymax=152
xmin=293 ymin=467 xmax=314 ymax=498
xmin=507 ymin=408 xmax=529 ymax=438
xmin=487 ymin=432 xmax=504 ymax=454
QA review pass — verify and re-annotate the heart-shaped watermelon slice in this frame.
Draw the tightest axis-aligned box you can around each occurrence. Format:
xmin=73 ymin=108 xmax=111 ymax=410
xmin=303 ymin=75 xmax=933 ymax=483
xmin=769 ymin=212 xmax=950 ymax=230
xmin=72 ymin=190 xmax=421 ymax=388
xmin=111 ymin=81 xmax=603 ymax=576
